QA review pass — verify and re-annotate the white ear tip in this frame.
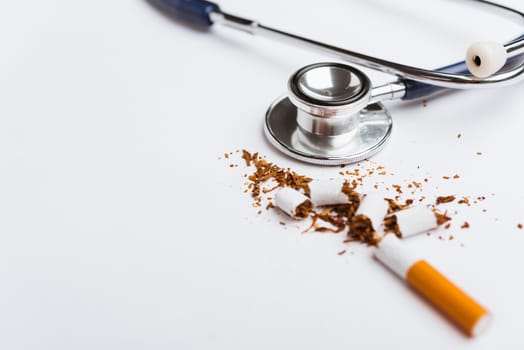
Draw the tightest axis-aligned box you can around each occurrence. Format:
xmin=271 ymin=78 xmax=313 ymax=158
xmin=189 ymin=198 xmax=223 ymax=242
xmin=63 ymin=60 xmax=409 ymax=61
xmin=466 ymin=41 xmax=507 ymax=78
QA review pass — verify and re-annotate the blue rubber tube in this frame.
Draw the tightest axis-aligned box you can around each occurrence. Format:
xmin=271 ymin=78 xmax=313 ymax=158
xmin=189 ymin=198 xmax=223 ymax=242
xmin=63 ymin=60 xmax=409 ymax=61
xmin=401 ymin=61 xmax=474 ymax=100
xmin=149 ymin=0 xmax=220 ymax=26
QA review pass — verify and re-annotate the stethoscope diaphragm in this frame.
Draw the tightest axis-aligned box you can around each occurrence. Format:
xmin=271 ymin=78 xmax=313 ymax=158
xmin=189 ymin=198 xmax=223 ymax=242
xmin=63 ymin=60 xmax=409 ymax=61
xmin=264 ymin=63 xmax=393 ymax=165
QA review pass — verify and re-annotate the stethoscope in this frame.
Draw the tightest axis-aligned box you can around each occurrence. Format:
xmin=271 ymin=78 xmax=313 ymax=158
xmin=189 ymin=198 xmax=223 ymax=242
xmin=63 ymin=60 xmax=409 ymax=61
xmin=150 ymin=0 xmax=524 ymax=165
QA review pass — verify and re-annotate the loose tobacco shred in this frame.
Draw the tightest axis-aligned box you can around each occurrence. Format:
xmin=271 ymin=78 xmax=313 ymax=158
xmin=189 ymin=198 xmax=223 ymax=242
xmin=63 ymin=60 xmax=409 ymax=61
xmin=434 ymin=210 xmax=452 ymax=226
xmin=307 ymin=205 xmax=352 ymax=234
xmin=241 ymin=149 xmax=252 ymax=167
xmin=242 ymin=150 xmax=312 ymax=206
xmin=347 ymin=214 xmax=381 ymax=246
xmin=386 ymin=198 xmax=413 ymax=214
xmin=341 ymin=181 xmax=361 ymax=220
xmin=295 ymin=200 xmax=313 ymax=219
xmin=458 ymin=197 xmax=470 ymax=205
xmin=436 ymin=195 xmax=456 ymax=204
xmin=384 ymin=215 xmax=401 ymax=237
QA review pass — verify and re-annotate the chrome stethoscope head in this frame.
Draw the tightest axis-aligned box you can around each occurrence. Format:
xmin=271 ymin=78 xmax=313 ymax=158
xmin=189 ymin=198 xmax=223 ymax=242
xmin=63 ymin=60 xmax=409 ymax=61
xmin=264 ymin=63 xmax=393 ymax=166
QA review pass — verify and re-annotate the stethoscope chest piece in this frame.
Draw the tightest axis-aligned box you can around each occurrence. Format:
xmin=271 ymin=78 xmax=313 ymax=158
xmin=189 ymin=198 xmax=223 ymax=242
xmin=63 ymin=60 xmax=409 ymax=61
xmin=264 ymin=62 xmax=393 ymax=165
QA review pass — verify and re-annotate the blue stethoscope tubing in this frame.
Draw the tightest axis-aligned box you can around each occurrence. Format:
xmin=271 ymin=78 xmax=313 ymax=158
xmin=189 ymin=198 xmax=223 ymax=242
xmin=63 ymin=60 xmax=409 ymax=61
xmin=149 ymin=0 xmax=524 ymax=100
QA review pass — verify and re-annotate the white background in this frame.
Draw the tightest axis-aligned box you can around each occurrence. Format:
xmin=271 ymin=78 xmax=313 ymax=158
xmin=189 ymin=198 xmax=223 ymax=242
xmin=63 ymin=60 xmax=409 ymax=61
xmin=1 ymin=0 xmax=524 ymax=349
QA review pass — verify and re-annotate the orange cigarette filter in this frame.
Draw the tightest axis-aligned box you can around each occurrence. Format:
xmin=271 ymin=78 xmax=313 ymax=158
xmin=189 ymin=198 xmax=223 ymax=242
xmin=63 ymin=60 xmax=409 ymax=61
xmin=375 ymin=234 xmax=491 ymax=336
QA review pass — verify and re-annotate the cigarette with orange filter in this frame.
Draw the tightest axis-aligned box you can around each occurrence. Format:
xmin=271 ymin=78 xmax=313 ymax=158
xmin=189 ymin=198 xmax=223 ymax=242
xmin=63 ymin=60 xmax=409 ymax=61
xmin=374 ymin=234 xmax=491 ymax=336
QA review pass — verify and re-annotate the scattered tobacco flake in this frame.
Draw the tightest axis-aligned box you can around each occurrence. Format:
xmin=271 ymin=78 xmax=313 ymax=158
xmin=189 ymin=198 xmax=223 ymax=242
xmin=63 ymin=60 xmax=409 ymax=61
xmin=457 ymin=133 xmax=462 ymax=139
xmin=279 ymin=221 xmax=286 ymax=226
xmin=338 ymin=249 xmax=347 ymax=256
xmin=476 ymin=152 xmax=482 ymax=156
xmin=341 ymin=181 xmax=361 ymax=218
xmin=453 ymin=174 xmax=460 ymax=179
xmin=434 ymin=210 xmax=451 ymax=226
xmin=241 ymin=149 xmax=252 ymax=166
xmin=444 ymin=223 xmax=451 ymax=229
xmin=518 ymin=223 xmax=523 ymax=230
xmin=241 ymin=150 xmax=312 ymax=206
xmin=307 ymin=205 xmax=353 ymax=234
xmin=386 ymin=198 xmax=413 ymax=214
xmin=436 ymin=195 xmax=456 ymax=204
xmin=442 ymin=176 xmax=450 ymax=180
xmin=458 ymin=197 xmax=470 ymax=206
xmin=392 ymin=185 xmax=402 ymax=194
xmin=449 ymin=235 xmax=454 ymax=240
xmin=461 ymin=221 xmax=470 ymax=229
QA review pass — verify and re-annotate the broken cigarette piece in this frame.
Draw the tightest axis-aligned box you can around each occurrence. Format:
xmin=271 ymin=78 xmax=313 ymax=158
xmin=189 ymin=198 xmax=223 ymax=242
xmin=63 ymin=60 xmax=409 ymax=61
xmin=355 ymin=193 xmax=389 ymax=233
xmin=386 ymin=205 xmax=438 ymax=238
xmin=375 ymin=234 xmax=491 ymax=336
xmin=274 ymin=187 xmax=313 ymax=219
xmin=308 ymin=180 xmax=349 ymax=206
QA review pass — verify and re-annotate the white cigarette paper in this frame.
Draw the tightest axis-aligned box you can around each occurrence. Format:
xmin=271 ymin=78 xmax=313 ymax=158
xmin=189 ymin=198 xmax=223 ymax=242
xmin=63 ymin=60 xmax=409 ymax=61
xmin=393 ymin=205 xmax=438 ymax=238
xmin=356 ymin=193 xmax=389 ymax=233
xmin=308 ymin=179 xmax=349 ymax=206
xmin=374 ymin=233 xmax=422 ymax=278
xmin=274 ymin=187 xmax=311 ymax=219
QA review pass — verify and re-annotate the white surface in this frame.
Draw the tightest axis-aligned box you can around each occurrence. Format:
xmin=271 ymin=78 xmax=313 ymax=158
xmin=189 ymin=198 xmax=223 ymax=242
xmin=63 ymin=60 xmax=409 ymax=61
xmin=395 ymin=205 xmax=438 ymax=238
xmin=1 ymin=0 xmax=524 ymax=349
xmin=374 ymin=234 xmax=420 ymax=278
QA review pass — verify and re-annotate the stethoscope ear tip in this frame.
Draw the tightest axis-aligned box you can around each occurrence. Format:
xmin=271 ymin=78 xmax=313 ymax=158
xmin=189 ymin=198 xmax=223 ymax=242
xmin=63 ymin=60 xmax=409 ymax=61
xmin=466 ymin=41 xmax=508 ymax=78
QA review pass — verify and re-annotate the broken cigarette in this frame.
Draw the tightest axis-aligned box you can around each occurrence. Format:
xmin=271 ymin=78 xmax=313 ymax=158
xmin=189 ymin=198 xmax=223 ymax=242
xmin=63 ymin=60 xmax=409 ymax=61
xmin=308 ymin=180 xmax=350 ymax=206
xmin=375 ymin=234 xmax=491 ymax=336
xmin=356 ymin=193 xmax=389 ymax=233
xmin=274 ymin=187 xmax=312 ymax=219
xmin=388 ymin=205 xmax=438 ymax=238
